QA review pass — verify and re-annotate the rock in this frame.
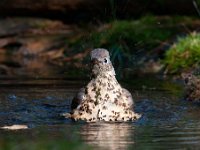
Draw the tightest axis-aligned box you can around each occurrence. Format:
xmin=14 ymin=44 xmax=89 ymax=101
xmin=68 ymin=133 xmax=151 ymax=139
xmin=182 ymin=73 xmax=200 ymax=102
xmin=1 ymin=125 xmax=28 ymax=130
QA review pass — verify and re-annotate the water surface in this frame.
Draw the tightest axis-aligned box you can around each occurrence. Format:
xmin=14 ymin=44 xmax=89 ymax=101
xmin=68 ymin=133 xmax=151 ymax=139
xmin=0 ymin=79 xmax=200 ymax=150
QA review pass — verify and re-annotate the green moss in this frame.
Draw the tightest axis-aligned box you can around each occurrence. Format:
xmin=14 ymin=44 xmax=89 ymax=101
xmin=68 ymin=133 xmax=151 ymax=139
xmin=164 ymin=32 xmax=200 ymax=74
xmin=68 ymin=16 xmax=199 ymax=59
xmin=89 ymin=16 xmax=175 ymax=51
xmin=66 ymin=16 xmax=200 ymax=77
xmin=70 ymin=15 xmax=197 ymax=50
xmin=68 ymin=16 xmax=176 ymax=71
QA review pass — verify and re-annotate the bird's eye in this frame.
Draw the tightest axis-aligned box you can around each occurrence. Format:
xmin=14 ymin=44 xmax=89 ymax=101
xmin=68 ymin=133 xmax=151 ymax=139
xmin=104 ymin=58 xmax=108 ymax=63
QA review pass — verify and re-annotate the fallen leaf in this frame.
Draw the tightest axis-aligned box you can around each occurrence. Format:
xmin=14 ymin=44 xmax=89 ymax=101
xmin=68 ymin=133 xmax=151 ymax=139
xmin=1 ymin=125 xmax=28 ymax=130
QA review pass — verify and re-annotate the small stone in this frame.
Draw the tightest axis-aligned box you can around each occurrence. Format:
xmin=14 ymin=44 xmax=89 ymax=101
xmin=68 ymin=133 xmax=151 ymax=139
xmin=1 ymin=125 xmax=28 ymax=130
xmin=182 ymin=73 xmax=200 ymax=103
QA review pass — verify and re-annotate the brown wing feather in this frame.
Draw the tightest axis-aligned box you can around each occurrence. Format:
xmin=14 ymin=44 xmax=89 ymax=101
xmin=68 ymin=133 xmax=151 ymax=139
xmin=122 ymin=88 xmax=134 ymax=109
xmin=71 ymin=88 xmax=85 ymax=110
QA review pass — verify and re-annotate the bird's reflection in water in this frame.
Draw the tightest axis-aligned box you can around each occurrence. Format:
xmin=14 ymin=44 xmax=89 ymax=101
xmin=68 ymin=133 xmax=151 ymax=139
xmin=80 ymin=123 xmax=134 ymax=150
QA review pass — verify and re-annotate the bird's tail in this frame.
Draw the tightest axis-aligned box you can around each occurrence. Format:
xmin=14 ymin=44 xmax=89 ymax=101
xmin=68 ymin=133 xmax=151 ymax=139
xmin=61 ymin=112 xmax=72 ymax=118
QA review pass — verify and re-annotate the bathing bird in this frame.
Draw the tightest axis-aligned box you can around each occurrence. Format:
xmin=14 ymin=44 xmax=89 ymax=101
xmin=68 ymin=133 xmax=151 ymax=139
xmin=66 ymin=48 xmax=141 ymax=122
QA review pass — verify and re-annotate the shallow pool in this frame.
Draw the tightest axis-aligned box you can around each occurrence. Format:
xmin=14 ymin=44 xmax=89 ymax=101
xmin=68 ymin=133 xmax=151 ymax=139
xmin=0 ymin=78 xmax=200 ymax=150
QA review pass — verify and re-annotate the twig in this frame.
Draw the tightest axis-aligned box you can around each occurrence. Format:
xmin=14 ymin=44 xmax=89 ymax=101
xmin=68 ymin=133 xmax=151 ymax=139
xmin=193 ymin=0 xmax=200 ymax=17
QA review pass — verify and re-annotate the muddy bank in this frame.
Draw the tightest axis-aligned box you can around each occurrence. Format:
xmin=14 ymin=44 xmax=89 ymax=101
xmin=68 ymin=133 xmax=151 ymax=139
xmin=0 ymin=17 xmax=89 ymax=78
xmin=0 ymin=16 xmax=200 ymax=79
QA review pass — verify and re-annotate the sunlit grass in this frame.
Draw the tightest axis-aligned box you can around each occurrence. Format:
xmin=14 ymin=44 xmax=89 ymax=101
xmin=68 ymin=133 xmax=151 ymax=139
xmin=164 ymin=32 xmax=200 ymax=74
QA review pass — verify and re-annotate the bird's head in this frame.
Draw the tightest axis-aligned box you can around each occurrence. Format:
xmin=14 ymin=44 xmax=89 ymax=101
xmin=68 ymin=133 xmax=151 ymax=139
xmin=90 ymin=48 xmax=115 ymax=77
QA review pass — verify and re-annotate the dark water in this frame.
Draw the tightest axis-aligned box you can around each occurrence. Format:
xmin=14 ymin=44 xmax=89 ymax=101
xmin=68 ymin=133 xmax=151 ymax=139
xmin=0 ymin=79 xmax=200 ymax=150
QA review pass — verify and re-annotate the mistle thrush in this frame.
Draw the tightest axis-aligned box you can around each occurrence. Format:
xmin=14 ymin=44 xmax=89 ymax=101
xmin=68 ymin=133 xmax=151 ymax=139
xmin=66 ymin=48 xmax=141 ymax=122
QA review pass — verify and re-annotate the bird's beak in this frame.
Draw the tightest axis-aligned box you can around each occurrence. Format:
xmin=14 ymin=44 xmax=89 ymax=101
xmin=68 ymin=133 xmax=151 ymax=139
xmin=91 ymin=58 xmax=99 ymax=65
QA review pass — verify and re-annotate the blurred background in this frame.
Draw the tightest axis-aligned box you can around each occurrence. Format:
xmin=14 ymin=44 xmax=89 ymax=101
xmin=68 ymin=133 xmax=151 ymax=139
xmin=2 ymin=1 xmax=200 ymax=150
xmin=0 ymin=0 xmax=200 ymax=80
